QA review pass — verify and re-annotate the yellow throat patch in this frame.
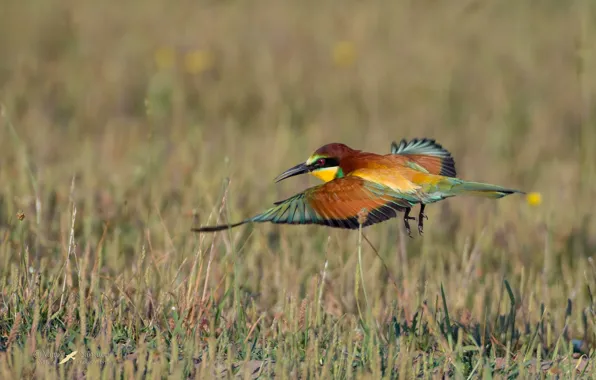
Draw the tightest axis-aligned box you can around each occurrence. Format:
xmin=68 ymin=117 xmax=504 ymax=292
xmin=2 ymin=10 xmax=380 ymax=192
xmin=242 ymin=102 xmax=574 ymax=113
xmin=310 ymin=167 xmax=339 ymax=182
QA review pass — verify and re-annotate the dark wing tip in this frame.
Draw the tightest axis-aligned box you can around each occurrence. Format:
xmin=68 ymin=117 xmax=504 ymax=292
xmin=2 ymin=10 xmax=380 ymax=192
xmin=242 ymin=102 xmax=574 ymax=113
xmin=391 ymin=137 xmax=457 ymax=177
xmin=191 ymin=221 xmax=248 ymax=233
xmin=440 ymin=156 xmax=457 ymax=177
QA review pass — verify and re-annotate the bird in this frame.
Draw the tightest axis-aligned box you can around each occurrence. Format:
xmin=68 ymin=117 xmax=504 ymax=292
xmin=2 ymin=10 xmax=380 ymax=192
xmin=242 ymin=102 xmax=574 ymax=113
xmin=191 ymin=138 xmax=525 ymax=237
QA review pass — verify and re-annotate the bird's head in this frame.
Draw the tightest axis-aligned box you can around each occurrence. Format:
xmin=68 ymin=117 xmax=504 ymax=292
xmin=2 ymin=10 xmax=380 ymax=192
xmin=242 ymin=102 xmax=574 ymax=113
xmin=274 ymin=143 xmax=358 ymax=183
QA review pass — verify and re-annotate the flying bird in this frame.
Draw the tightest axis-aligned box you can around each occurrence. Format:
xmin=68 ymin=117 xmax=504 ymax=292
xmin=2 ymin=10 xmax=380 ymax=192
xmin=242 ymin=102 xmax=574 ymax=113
xmin=192 ymin=139 xmax=524 ymax=237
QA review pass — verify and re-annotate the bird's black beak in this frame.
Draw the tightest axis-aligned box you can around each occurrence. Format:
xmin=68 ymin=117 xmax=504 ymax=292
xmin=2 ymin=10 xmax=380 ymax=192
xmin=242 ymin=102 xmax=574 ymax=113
xmin=274 ymin=162 xmax=310 ymax=183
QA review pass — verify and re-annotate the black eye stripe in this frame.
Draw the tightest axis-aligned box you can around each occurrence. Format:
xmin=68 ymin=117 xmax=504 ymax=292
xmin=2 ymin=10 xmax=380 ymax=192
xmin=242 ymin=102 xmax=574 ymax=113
xmin=326 ymin=158 xmax=339 ymax=167
xmin=311 ymin=157 xmax=339 ymax=169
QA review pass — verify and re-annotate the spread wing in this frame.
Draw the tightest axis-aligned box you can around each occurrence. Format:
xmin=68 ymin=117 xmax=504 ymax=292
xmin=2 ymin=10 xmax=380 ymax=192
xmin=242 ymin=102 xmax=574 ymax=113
xmin=249 ymin=176 xmax=416 ymax=229
xmin=390 ymin=138 xmax=457 ymax=177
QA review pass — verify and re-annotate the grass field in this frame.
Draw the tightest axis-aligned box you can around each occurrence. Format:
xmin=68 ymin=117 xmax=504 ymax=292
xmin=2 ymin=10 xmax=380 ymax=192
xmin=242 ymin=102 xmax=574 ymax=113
xmin=1 ymin=0 xmax=596 ymax=378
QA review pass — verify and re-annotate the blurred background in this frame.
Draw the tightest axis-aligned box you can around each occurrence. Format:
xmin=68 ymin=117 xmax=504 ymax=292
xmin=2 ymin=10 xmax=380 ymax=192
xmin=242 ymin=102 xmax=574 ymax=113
xmin=1 ymin=0 xmax=596 ymax=357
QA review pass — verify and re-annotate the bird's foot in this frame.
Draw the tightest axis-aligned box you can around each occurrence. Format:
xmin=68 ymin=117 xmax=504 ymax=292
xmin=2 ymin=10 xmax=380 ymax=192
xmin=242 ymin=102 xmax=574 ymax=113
xmin=417 ymin=205 xmax=428 ymax=236
xmin=403 ymin=215 xmax=416 ymax=238
xmin=417 ymin=212 xmax=428 ymax=235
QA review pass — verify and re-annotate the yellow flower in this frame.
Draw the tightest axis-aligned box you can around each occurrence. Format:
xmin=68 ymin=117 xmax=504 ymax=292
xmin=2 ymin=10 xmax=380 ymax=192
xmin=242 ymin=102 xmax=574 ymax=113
xmin=184 ymin=50 xmax=214 ymax=74
xmin=526 ymin=192 xmax=542 ymax=207
xmin=154 ymin=47 xmax=176 ymax=69
xmin=332 ymin=41 xmax=357 ymax=68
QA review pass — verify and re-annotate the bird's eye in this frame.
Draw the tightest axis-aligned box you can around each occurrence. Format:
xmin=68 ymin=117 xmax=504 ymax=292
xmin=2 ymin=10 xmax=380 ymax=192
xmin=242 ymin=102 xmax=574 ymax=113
xmin=317 ymin=158 xmax=326 ymax=167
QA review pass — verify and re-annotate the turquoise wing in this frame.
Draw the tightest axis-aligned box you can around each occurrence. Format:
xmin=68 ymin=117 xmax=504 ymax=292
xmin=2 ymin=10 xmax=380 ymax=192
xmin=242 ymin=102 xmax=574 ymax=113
xmin=250 ymin=176 xmax=417 ymax=229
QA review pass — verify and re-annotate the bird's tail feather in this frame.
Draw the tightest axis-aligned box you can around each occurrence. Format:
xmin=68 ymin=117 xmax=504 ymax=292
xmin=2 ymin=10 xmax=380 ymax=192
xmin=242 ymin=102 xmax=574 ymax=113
xmin=448 ymin=180 xmax=525 ymax=199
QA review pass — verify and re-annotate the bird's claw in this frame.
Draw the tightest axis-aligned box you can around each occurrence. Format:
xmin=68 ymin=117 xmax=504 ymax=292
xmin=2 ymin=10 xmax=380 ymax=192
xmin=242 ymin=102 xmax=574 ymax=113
xmin=417 ymin=212 xmax=427 ymax=235
xmin=405 ymin=225 xmax=413 ymax=238
xmin=403 ymin=215 xmax=415 ymax=238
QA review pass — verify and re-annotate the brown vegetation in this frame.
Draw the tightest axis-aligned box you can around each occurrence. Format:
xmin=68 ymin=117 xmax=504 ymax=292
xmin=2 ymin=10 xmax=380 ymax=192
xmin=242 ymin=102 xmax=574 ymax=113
xmin=0 ymin=0 xmax=595 ymax=377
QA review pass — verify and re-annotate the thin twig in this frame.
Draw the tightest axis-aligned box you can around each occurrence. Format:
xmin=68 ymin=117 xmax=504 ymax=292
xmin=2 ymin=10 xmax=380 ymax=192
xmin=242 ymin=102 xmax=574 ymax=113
xmin=362 ymin=233 xmax=400 ymax=293
xmin=59 ymin=176 xmax=77 ymax=310
xmin=316 ymin=237 xmax=331 ymax=324
xmin=354 ymin=209 xmax=370 ymax=323
xmin=357 ymin=222 xmax=369 ymax=307
xmin=199 ymin=179 xmax=231 ymax=313
xmin=186 ymin=191 xmax=222 ymax=326
xmin=318 ymin=237 xmax=331 ymax=307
